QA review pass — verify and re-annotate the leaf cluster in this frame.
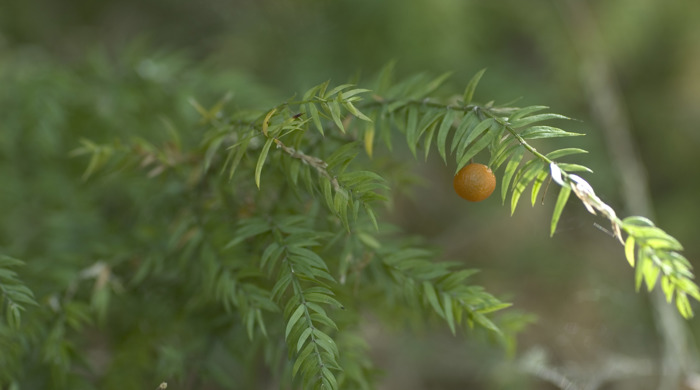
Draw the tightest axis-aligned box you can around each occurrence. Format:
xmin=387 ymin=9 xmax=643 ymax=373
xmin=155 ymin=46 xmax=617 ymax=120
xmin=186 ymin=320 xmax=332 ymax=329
xmin=0 ymin=256 xmax=37 ymax=330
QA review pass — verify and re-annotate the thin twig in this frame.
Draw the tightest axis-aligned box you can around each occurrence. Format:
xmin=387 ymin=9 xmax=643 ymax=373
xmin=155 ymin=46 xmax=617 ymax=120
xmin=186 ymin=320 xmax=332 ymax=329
xmin=272 ymin=137 xmax=341 ymax=191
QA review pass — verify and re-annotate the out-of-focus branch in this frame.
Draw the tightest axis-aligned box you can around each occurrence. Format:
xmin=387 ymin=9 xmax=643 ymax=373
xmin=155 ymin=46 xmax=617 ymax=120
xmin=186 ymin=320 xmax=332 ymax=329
xmin=519 ymin=347 xmax=654 ymax=390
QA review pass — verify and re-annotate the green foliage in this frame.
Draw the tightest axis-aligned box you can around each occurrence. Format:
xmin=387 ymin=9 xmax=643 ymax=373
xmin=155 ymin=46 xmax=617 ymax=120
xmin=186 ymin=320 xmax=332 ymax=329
xmin=1 ymin=44 xmax=696 ymax=389
xmin=71 ymin=63 xmax=699 ymax=389
xmin=65 ymin=66 xmax=522 ymax=389
xmin=0 ymin=256 xmax=37 ymax=329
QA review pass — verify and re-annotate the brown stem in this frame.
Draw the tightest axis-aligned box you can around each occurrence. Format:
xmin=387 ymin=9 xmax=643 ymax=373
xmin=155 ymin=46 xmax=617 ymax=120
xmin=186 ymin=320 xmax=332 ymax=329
xmin=272 ymin=137 xmax=341 ymax=191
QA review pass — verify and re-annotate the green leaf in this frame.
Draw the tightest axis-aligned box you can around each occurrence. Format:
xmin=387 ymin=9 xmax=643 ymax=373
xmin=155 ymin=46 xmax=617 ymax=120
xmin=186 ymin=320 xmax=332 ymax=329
xmin=438 ymin=269 xmax=479 ymax=290
xmin=489 ymin=142 xmax=519 ymax=171
xmin=417 ymin=110 xmax=444 ymax=141
xmin=545 ymin=148 xmax=589 ymax=160
xmin=8 ymin=303 xmax=21 ymax=329
xmin=455 ymin=122 xmax=499 ymax=172
xmin=556 ymin=163 xmax=593 ymax=173
xmin=510 ymin=105 xmax=549 ymax=121
xmin=288 ymin=246 xmax=328 ymax=270
xmin=261 ymin=243 xmax=284 ymax=272
xmin=0 ymin=256 xmax=23 ymax=268
xmin=676 ymin=293 xmax=693 ymax=319
xmin=297 ymin=327 xmax=313 ymax=352
xmin=442 ymin=294 xmax=456 ymax=335
xmin=325 ymin=141 xmax=359 ymax=172
xmin=550 ymin=185 xmax=571 ymax=236
xmin=635 ymin=248 xmax=647 ymax=292
xmin=313 ymin=329 xmax=339 ymax=356
xmin=225 ymin=218 xmax=271 ymax=249
xmin=391 ymin=73 xmax=428 ymax=99
xmin=358 ymin=232 xmax=381 ymax=250
xmin=511 ymin=160 xmax=544 ymax=214
xmin=451 ymin=111 xmax=477 ymax=154
xmin=325 ymin=83 xmax=354 ymax=99
xmin=665 ymin=251 xmax=692 ymax=269
xmin=472 ymin=312 xmax=501 ymax=334
xmin=304 ymin=292 xmax=343 ymax=308
xmin=463 ymin=68 xmax=486 ymax=105
xmin=378 ymin=111 xmax=393 ymax=151
xmin=386 ymin=99 xmax=407 ymax=113
xmin=246 ymin=309 xmax=256 ymax=340
xmin=622 ymin=224 xmax=683 ymax=251
xmin=227 ymin=133 xmax=253 ymax=180
xmin=421 ymin=72 xmax=452 ymax=97
xmin=643 ymin=258 xmax=661 ymax=292
xmin=423 ymin=119 xmax=438 ymax=161
xmin=500 ymin=146 xmax=524 ymax=203
xmin=624 ymin=236 xmax=636 ymax=267
xmin=488 ymin=124 xmax=507 ymax=152
xmin=0 ymin=269 xmax=16 ymax=280
xmin=343 ymin=88 xmax=371 ymax=99
xmin=256 ymin=309 xmax=268 ymax=338
xmin=679 ymin=277 xmax=700 ymax=301
xmin=304 ymin=286 xmax=335 ymax=296
xmin=364 ymin=204 xmax=379 ymax=230
xmin=661 ymin=276 xmax=675 ymax=303
xmin=307 ymin=103 xmax=324 ymax=135
xmin=510 ymin=113 xmax=570 ymax=128
xmin=338 ymin=170 xmax=387 ymax=189
xmin=302 ymin=84 xmax=319 ymax=101
xmin=322 ymin=367 xmax=339 ymax=390
xmin=520 ymin=126 xmax=583 ymax=139
xmin=288 ymin=159 xmax=301 ymax=185
xmin=422 ymin=282 xmax=445 ymax=318
xmin=622 ymin=216 xmax=655 ymax=227
xmin=475 ymin=302 xmax=512 ymax=314
xmin=405 ymin=106 xmax=419 ymax=156
xmin=81 ymin=146 xmax=111 ymax=180
xmin=293 ymin=343 xmax=315 ymax=377
xmin=437 ymin=109 xmax=457 ymax=163
xmin=261 ymin=108 xmax=277 ymax=137
xmin=343 ymin=100 xmax=371 ymax=122
xmin=286 ymin=305 xmax=306 ymax=340
xmin=363 ymin=123 xmax=375 ymax=158
xmin=255 ymin=137 xmax=275 ymax=189
xmin=310 ymin=312 xmax=338 ymax=330
xmin=316 ymin=80 xmax=331 ymax=98
xmin=326 ymin=100 xmax=345 ymax=133
xmin=333 ymin=189 xmax=350 ymax=229
xmin=457 ymin=118 xmax=493 ymax=157
xmin=375 ymin=61 xmax=396 ymax=94
xmin=203 ymin=132 xmax=227 ymax=172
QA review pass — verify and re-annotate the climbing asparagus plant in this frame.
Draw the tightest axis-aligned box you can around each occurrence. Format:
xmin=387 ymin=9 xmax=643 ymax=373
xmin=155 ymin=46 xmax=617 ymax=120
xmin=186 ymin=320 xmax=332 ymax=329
xmin=6 ymin=62 xmax=695 ymax=389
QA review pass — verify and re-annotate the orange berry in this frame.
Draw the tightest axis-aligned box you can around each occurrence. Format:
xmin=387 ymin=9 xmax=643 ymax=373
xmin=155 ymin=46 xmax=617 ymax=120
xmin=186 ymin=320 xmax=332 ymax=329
xmin=453 ymin=163 xmax=496 ymax=202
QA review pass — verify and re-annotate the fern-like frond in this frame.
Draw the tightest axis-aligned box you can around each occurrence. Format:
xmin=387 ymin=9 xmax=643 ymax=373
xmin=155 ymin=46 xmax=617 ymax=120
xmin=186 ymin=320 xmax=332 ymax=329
xmin=365 ymin=242 xmax=510 ymax=337
xmin=0 ymin=255 xmax=37 ymax=329
xmin=228 ymin=216 xmax=343 ymax=390
xmin=275 ymin=227 xmax=343 ymax=389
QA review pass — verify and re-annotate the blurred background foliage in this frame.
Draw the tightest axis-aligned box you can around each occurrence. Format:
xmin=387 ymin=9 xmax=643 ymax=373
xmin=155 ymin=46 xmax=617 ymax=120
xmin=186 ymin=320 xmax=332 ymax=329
xmin=1 ymin=0 xmax=699 ymax=389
